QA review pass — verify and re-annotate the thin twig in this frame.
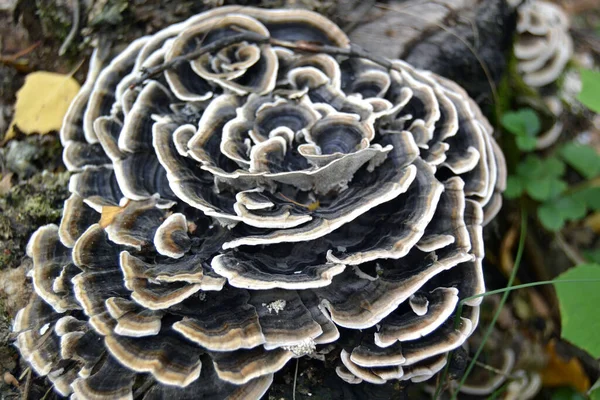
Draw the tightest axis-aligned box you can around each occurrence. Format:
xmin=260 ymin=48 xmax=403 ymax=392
xmin=18 ymin=367 xmax=30 ymax=382
xmin=555 ymin=230 xmax=586 ymax=265
xmin=21 ymin=368 xmax=32 ymax=400
xmin=272 ymin=39 xmax=395 ymax=70
xmin=129 ymin=30 xmax=407 ymax=89
xmin=292 ymin=358 xmax=299 ymax=400
xmin=40 ymin=385 xmax=54 ymax=400
xmin=133 ymin=379 xmax=155 ymax=399
xmin=469 ymin=359 xmax=515 ymax=379
xmin=457 ymin=278 xmax=600 ymax=305
xmin=59 ymin=0 xmax=80 ymax=56
xmin=0 ymin=42 xmax=41 ymax=62
xmin=130 ymin=32 xmax=270 ymax=88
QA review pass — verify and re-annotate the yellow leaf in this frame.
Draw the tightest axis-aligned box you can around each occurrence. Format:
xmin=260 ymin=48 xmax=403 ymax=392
xmin=4 ymin=71 xmax=80 ymax=141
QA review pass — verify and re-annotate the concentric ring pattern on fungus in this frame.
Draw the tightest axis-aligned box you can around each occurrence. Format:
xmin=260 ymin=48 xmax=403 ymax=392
xmin=13 ymin=6 xmax=506 ymax=399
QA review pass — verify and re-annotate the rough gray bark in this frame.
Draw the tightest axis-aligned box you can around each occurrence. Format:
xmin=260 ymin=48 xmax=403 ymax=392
xmin=347 ymin=0 xmax=515 ymax=108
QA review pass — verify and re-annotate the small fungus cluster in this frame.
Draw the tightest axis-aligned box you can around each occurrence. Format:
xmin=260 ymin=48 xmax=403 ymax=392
xmin=14 ymin=6 xmax=505 ymax=399
xmin=514 ymin=0 xmax=573 ymax=87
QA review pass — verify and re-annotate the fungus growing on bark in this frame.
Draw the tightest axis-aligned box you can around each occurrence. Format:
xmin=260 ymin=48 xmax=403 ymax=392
xmin=14 ymin=6 xmax=505 ymax=398
xmin=514 ymin=0 xmax=573 ymax=87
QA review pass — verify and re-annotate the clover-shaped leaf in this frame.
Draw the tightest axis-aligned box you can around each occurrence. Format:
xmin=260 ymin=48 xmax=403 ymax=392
xmin=559 ymin=143 xmax=600 ymax=179
xmin=571 ymin=187 xmax=600 ymax=211
xmin=526 ymin=178 xmax=568 ymax=201
xmin=516 ymin=155 xmax=565 ymax=179
xmin=512 ymin=155 xmax=567 ymax=202
xmin=516 ymin=155 xmax=543 ymax=178
xmin=504 ymin=176 xmax=524 ymax=199
xmin=515 ymin=135 xmax=538 ymax=151
xmin=538 ymin=193 xmax=588 ymax=231
xmin=538 ymin=204 xmax=566 ymax=231
xmin=501 ymin=108 xmax=541 ymax=151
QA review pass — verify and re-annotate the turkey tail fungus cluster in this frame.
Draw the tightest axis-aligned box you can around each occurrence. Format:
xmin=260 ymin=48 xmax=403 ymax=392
xmin=514 ymin=0 xmax=573 ymax=87
xmin=13 ymin=6 xmax=505 ymax=399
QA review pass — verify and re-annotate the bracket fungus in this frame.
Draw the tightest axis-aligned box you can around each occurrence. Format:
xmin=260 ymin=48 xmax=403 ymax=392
xmin=514 ymin=0 xmax=573 ymax=87
xmin=13 ymin=6 xmax=506 ymax=399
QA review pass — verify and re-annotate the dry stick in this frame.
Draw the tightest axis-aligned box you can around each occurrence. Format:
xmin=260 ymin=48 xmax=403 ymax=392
xmin=133 ymin=379 xmax=156 ymax=399
xmin=555 ymin=231 xmax=586 ymax=266
xmin=469 ymin=359 xmax=516 ymax=380
xmin=130 ymin=32 xmax=269 ymax=88
xmin=130 ymin=32 xmax=403 ymax=89
xmin=18 ymin=367 xmax=30 ymax=382
xmin=1 ymin=42 xmax=41 ymax=62
xmin=21 ymin=368 xmax=32 ymax=400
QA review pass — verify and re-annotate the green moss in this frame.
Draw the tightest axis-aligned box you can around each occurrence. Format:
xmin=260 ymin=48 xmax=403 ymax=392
xmin=21 ymin=194 xmax=63 ymax=220
xmin=0 ymin=171 xmax=70 ymax=269
xmin=36 ymin=0 xmax=72 ymax=43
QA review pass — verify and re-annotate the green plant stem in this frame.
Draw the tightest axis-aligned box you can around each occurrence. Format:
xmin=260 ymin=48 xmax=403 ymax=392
xmin=432 ymin=273 xmax=600 ymax=399
xmin=433 ymin=356 xmax=450 ymax=399
xmin=460 ymin=279 xmax=600 ymax=306
xmin=451 ymin=211 xmax=528 ymax=399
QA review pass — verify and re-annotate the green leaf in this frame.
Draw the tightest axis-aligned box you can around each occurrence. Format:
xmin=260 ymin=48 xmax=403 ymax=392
xmin=538 ymin=204 xmax=565 ymax=231
xmin=515 ymin=135 xmax=538 ymax=151
xmin=559 ymin=143 xmax=600 ymax=179
xmin=516 ymin=155 xmax=544 ymax=178
xmin=516 ymin=155 xmax=565 ymax=180
xmin=578 ymin=68 xmax=600 ymax=113
xmin=539 ymin=194 xmax=588 ymax=231
xmin=571 ymin=187 xmax=600 ymax=210
xmin=504 ymin=176 xmax=524 ymax=198
xmin=544 ymin=157 xmax=567 ymax=178
xmin=554 ymin=196 xmax=588 ymax=221
xmin=525 ymin=178 xmax=567 ymax=201
xmin=554 ymin=263 xmax=600 ymax=358
xmin=501 ymin=108 xmax=541 ymax=138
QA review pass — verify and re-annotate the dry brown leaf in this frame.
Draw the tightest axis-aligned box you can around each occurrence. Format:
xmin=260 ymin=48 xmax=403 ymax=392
xmin=99 ymin=205 xmax=126 ymax=228
xmin=0 ymin=173 xmax=14 ymax=196
xmin=4 ymin=71 xmax=80 ymax=142
xmin=540 ymin=339 xmax=590 ymax=393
